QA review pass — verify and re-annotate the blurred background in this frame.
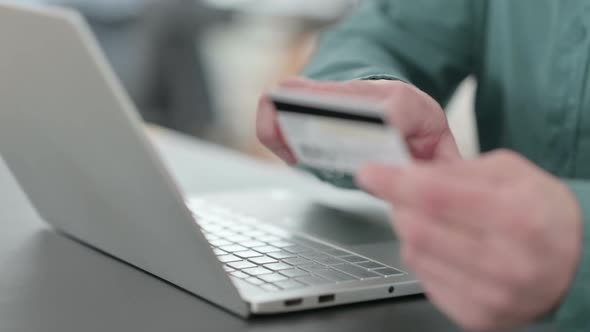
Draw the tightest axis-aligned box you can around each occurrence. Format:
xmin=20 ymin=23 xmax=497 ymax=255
xmin=13 ymin=0 xmax=479 ymax=162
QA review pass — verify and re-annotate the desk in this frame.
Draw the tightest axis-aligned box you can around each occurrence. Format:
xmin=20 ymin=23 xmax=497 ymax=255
xmin=0 ymin=128 xmax=553 ymax=332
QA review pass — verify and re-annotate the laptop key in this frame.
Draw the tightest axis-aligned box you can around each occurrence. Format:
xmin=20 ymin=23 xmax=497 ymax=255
xmin=283 ymin=245 xmax=312 ymax=254
xmin=267 ymin=251 xmax=296 ymax=260
xmin=299 ymin=263 xmax=327 ymax=272
xmin=340 ymin=255 xmax=369 ymax=264
xmin=264 ymin=263 xmax=292 ymax=271
xmin=313 ymin=256 xmax=345 ymax=266
xmin=249 ymin=256 xmax=277 ymax=265
xmin=299 ymin=251 xmax=328 ymax=260
xmin=216 ymin=221 xmax=238 ymax=229
xmin=356 ymin=261 xmax=386 ymax=270
xmin=242 ymin=240 xmax=266 ymax=248
xmin=259 ymin=235 xmax=281 ymax=243
xmin=296 ymin=239 xmax=331 ymax=250
xmin=223 ymin=265 xmax=235 ymax=273
xmin=332 ymin=264 xmax=380 ymax=280
xmin=204 ymin=234 xmax=220 ymax=242
xmin=260 ymin=284 xmax=280 ymax=292
xmin=254 ymin=246 xmax=281 ymax=254
xmin=213 ymin=248 xmax=226 ymax=256
xmin=200 ymin=224 xmax=224 ymax=232
xmin=242 ymin=267 xmax=273 ymax=276
xmin=259 ymin=273 xmax=288 ymax=283
xmin=234 ymin=250 xmax=263 ymax=259
xmin=373 ymin=267 xmax=405 ymax=277
xmin=219 ymin=245 xmax=248 ymax=253
xmin=283 ymin=257 xmax=311 ymax=266
xmin=269 ymin=241 xmax=294 ymax=248
xmin=232 ymin=224 xmax=253 ymax=232
xmin=216 ymin=230 xmax=239 ymax=239
xmin=322 ymin=248 xmax=350 ymax=257
xmin=241 ymin=230 xmax=267 ymax=238
xmin=228 ymin=260 xmax=257 ymax=270
xmin=218 ymin=254 xmax=241 ymax=263
xmin=313 ymin=269 xmax=358 ymax=282
xmin=296 ymin=275 xmax=330 ymax=286
xmin=230 ymin=271 xmax=249 ymax=279
xmin=245 ymin=277 xmax=265 ymax=286
xmin=209 ymin=239 xmax=232 ymax=247
xmin=229 ymin=235 xmax=252 ymax=243
xmin=274 ymin=280 xmax=305 ymax=290
xmin=280 ymin=268 xmax=309 ymax=278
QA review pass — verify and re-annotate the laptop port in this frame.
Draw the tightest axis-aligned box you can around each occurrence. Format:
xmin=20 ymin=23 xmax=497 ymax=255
xmin=284 ymin=298 xmax=303 ymax=307
xmin=318 ymin=294 xmax=335 ymax=303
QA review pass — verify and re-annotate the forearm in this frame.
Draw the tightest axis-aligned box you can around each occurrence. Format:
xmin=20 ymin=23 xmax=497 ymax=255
xmin=303 ymin=0 xmax=482 ymax=105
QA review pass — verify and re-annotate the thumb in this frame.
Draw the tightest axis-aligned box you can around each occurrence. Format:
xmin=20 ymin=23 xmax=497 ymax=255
xmin=355 ymin=164 xmax=402 ymax=200
xmin=433 ymin=131 xmax=462 ymax=162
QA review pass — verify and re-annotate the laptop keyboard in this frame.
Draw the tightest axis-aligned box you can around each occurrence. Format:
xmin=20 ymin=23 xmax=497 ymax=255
xmin=190 ymin=200 xmax=405 ymax=292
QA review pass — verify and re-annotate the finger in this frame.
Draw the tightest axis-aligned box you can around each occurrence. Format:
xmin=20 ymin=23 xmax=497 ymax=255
xmin=377 ymin=84 xmax=461 ymax=161
xmin=279 ymin=77 xmax=390 ymax=100
xmin=420 ymin=158 xmax=502 ymax=184
xmin=478 ymin=149 xmax=535 ymax=180
xmin=393 ymin=205 xmax=526 ymax=288
xmin=429 ymin=150 xmax=533 ymax=183
xmin=395 ymin=205 xmax=536 ymax=326
xmin=420 ymin=275 xmax=493 ymax=331
xmin=280 ymin=77 xmax=462 ymax=161
xmin=393 ymin=112 xmax=460 ymax=162
xmin=392 ymin=207 xmax=486 ymax=270
xmin=256 ymin=95 xmax=297 ymax=164
xmin=415 ymin=251 xmax=523 ymax=331
xmin=357 ymin=164 xmax=500 ymax=233
xmin=431 ymin=131 xmax=461 ymax=161
xmin=394 ymin=203 xmax=536 ymax=293
xmin=278 ymin=76 xmax=321 ymax=89
xmin=415 ymin=253 xmax=499 ymax=331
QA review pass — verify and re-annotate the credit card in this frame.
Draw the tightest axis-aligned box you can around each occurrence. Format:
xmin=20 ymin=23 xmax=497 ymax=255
xmin=270 ymin=88 xmax=411 ymax=187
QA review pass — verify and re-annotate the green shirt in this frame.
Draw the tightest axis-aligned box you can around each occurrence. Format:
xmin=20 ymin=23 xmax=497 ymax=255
xmin=301 ymin=0 xmax=590 ymax=330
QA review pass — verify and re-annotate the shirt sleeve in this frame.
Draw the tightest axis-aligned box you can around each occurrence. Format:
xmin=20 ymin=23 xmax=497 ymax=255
xmin=303 ymin=0 xmax=484 ymax=106
xmin=554 ymin=180 xmax=590 ymax=332
xmin=298 ymin=0 xmax=483 ymax=188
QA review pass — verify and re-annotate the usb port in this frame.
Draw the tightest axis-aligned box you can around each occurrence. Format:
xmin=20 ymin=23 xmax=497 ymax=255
xmin=284 ymin=298 xmax=303 ymax=307
xmin=318 ymin=294 xmax=335 ymax=303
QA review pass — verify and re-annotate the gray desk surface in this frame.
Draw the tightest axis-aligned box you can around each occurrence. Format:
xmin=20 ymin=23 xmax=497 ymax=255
xmin=0 ymin=129 xmax=554 ymax=332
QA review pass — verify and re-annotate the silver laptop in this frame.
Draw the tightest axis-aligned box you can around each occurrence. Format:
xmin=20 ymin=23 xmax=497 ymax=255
xmin=0 ymin=3 xmax=421 ymax=317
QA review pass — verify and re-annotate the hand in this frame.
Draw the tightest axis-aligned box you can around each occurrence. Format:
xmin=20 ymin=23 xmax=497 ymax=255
xmin=256 ymin=77 xmax=461 ymax=164
xmin=356 ymin=150 xmax=582 ymax=331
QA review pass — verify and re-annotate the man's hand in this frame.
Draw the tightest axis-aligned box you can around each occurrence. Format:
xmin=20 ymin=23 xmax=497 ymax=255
xmin=357 ymin=150 xmax=583 ymax=331
xmin=257 ymin=77 xmax=461 ymax=164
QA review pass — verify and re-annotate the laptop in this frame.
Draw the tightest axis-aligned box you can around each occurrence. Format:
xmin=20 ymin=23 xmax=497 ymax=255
xmin=0 ymin=3 xmax=421 ymax=317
